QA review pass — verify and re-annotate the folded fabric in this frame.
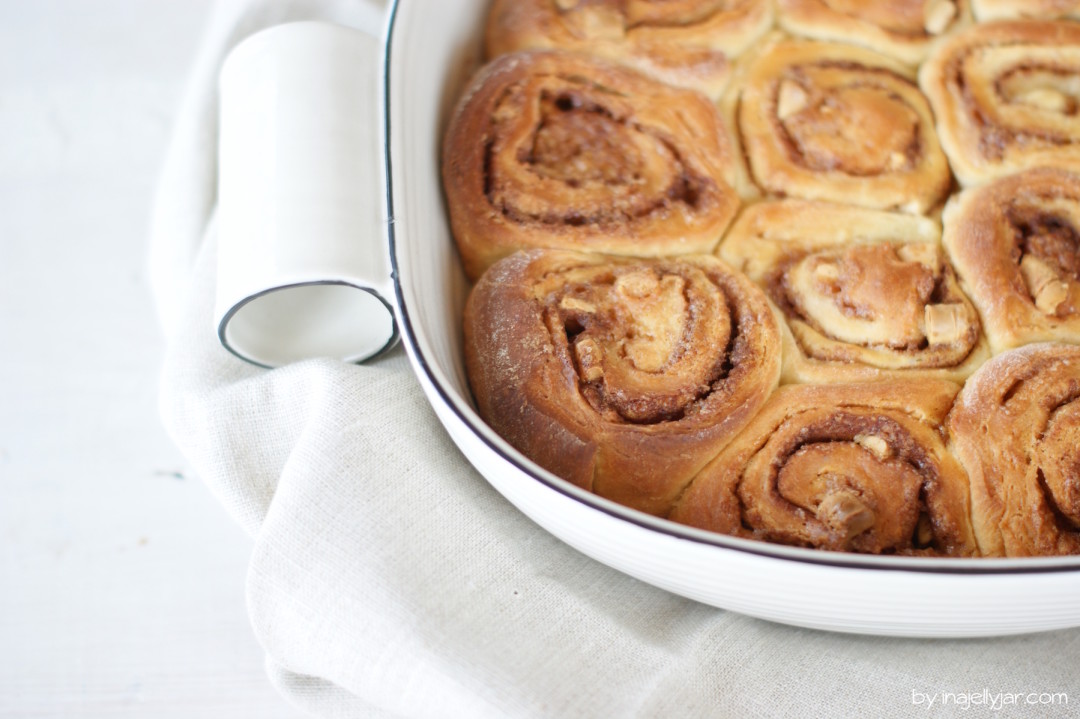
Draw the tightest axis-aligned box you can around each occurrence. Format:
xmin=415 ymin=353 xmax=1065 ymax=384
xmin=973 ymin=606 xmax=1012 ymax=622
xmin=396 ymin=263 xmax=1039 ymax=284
xmin=152 ymin=1 xmax=1080 ymax=716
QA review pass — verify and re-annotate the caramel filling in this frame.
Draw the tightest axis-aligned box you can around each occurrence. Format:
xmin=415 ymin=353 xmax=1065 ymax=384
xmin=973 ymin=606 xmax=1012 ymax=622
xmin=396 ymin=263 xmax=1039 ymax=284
xmin=1010 ymin=203 xmax=1080 ymax=317
xmin=778 ymin=443 xmax=920 ymax=549
xmin=788 ymin=244 xmax=935 ymax=346
xmin=740 ymin=412 xmax=934 ymax=553
xmin=761 ymin=240 xmax=981 ymax=369
xmin=542 ymin=263 xmax=734 ymax=423
xmin=780 ymin=82 xmax=920 ymax=176
xmin=529 ymin=96 xmax=661 ymax=188
xmin=778 ymin=243 xmax=978 ymax=362
xmin=487 ymin=81 xmax=712 ymax=226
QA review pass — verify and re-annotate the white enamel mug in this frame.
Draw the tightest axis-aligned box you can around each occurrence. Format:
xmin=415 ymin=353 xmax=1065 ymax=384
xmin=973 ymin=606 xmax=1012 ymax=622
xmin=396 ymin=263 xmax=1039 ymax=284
xmin=215 ymin=22 xmax=396 ymax=368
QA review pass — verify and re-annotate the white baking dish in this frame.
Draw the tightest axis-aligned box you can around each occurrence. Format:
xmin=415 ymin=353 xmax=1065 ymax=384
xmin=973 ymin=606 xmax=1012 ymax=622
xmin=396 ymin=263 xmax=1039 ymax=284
xmin=381 ymin=0 xmax=1080 ymax=637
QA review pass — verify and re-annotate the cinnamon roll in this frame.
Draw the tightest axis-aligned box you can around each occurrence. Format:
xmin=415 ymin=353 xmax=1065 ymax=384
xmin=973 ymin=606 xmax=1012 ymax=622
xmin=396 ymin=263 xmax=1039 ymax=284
xmin=464 ymin=249 xmax=781 ymax=516
xmin=777 ymin=0 xmax=971 ymax=66
xmin=947 ymin=343 xmax=1080 ymax=556
xmin=443 ymin=51 xmax=743 ymax=281
xmin=920 ymin=20 xmax=1080 ymax=186
xmin=671 ymin=380 xmax=977 ymax=556
xmin=941 ymin=166 xmax=1080 ymax=354
xmin=737 ymin=37 xmax=953 ymax=213
xmin=484 ymin=0 xmax=773 ymax=100
xmin=972 ymin=0 xmax=1080 ymax=21
xmin=718 ymin=200 xmax=989 ymax=383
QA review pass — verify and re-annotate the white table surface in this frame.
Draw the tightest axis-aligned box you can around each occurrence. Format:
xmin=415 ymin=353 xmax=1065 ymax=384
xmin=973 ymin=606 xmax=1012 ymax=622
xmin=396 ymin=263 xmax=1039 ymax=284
xmin=1 ymin=2 xmax=303 ymax=716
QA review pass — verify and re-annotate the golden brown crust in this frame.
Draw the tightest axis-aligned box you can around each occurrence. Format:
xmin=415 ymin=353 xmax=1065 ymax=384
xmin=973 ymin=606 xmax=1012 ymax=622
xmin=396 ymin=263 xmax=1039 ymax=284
xmin=671 ymin=380 xmax=978 ymax=556
xmin=972 ymin=0 xmax=1080 ymax=21
xmin=464 ymin=249 xmax=781 ymax=516
xmin=920 ymin=20 xmax=1080 ymax=186
xmin=736 ymin=37 xmax=953 ymax=212
xmin=719 ymin=199 xmax=989 ymax=383
xmin=447 ymin=10 xmax=1080 ymax=558
xmin=484 ymin=0 xmax=773 ymax=100
xmin=941 ymin=166 xmax=1080 ymax=354
xmin=946 ymin=343 xmax=1080 ymax=556
xmin=778 ymin=0 xmax=973 ymax=66
xmin=442 ymin=50 xmax=743 ymax=281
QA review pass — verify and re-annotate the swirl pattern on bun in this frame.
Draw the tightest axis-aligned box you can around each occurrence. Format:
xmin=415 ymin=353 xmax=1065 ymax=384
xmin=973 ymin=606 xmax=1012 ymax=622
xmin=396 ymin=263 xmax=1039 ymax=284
xmin=485 ymin=0 xmax=773 ymax=99
xmin=737 ymin=37 xmax=952 ymax=213
xmin=672 ymin=380 xmax=977 ymax=556
xmin=443 ymin=50 xmax=743 ymax=281
xmin=942 ymin=166 xmax=1080 ymax=353
xmin=920 ymin=20 xmax=1080 ymax=185
xmin=464 ymin=249 xmax=781 ymax=516
xmin=778 ymin=0 xmax=971 ymax=66
xmin=947 ymin=343 xmax=1080 ymax=556
xmin=719 ymin=200 xmax=988 ymax=383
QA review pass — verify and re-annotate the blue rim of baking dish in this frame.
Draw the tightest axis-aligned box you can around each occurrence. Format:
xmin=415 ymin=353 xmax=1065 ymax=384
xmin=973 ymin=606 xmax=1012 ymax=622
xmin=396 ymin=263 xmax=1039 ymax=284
xmin=380 ymin=0 xmax=1080 ymax=576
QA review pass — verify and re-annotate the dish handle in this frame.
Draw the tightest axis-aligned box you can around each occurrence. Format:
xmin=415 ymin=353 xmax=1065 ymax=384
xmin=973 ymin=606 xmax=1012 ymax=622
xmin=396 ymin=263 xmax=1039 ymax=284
xmin=215 ymin=21 xmax=397 ymax=368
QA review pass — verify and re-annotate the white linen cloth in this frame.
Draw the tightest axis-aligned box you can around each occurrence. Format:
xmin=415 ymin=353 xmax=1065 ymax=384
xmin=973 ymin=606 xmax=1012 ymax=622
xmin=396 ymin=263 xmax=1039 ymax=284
xmin=153 ymin=1 xmax=1080 ymax=716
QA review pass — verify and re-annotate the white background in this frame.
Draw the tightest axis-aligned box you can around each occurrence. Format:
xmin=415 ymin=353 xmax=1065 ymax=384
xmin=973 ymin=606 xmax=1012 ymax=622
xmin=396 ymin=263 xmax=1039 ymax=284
xmin=1 ymin=2 xmax=301 ymax=716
